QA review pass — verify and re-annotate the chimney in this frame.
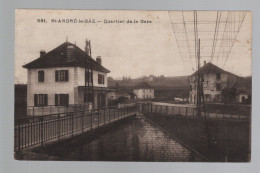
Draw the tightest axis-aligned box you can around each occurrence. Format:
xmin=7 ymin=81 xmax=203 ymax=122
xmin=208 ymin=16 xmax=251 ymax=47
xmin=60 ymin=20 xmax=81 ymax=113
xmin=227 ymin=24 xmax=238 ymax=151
xmin=66 ymin=45 xmax=75 ymax=62
xmin=40 ymin=50 xmax=46 ymax=57
xmin=96 ymin=56 xmax=102 ymax=65
xmin=204 ymin=60 xmax=206 ymax=66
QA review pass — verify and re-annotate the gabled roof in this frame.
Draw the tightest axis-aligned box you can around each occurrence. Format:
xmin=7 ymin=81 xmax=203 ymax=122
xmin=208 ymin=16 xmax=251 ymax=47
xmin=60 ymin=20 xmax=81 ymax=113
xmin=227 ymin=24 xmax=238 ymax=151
xmin=134 ymin=82 xmax=153 ymax=89
xmin=191 ymin=62 xmax=236 ymax=77
xmin=23 ymin=42 xmax=110 ymax=73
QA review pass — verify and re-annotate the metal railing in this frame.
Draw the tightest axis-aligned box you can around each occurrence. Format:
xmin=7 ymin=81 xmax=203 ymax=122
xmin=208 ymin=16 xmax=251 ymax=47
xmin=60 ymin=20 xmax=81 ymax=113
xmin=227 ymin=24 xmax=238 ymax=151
xmin=141 ymin=103 xmax=250 ymax=120
xmin=14 ymin=104 xmax=139 ymax=151
xmin=26 ymin=103 xmax=92 ymax=117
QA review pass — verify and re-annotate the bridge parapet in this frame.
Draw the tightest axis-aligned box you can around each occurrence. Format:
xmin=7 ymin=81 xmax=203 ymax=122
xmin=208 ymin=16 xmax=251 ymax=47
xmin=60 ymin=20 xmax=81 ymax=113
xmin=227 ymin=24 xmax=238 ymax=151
xmin=15 ymin=104 xmax=139 ymax=151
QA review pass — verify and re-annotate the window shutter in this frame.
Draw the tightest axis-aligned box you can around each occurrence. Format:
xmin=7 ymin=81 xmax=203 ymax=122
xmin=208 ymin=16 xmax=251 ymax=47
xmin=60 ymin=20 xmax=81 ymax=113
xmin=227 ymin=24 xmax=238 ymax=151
xmin=44 ymin=94 xmax=48 ymax=106
xmin=65 ymin=70 xmax=69 ymax=81
xmin=38 ymin=71 xmax=40 ymax=82
xmin=67 ymin=94 xmax=69 ymax=106
xmin=42 ymin=71 xmax=45 ymax=82
xmin=55 ymin=94 xmax=58 ymax=106
xmin=55 ymin=70 xmax=58 ymax=82
xmin=34 ymin=94 xmax=38 ymax=106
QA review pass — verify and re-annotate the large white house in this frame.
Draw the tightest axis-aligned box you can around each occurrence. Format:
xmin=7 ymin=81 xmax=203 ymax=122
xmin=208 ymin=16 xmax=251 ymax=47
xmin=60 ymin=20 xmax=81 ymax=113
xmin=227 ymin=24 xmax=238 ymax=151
xmin=23 ymin=42 xmax=112 ymax=110
xmin=133 ymin=82 xmax=154 ymax=100
xmin=189 ymin=62 xmax=238 ymax=104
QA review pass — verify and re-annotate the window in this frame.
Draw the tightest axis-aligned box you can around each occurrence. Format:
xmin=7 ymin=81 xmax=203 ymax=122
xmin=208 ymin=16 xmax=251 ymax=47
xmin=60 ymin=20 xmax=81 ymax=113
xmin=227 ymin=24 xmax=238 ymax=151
xmin=216 ymin=73 xmax=221 ymax=80
xmin=216 ymin=83 xmax=221 ymax=91
xmin=55 ymin=94 xmax=69 ymax=106
xmin=85 ymin=71 xmax=92 ymax=82
xmin=98 ymin=74 xmax=105 ymax=84
xmin=205 ymin=94 xmax=211 ymax=101
xmin=38 ymin=70 xmax=44 ymax=82
xmin=34 ymin=94 xmax=48 ymax=107
xmin=55 ymin=70 xmax=69 ymax=82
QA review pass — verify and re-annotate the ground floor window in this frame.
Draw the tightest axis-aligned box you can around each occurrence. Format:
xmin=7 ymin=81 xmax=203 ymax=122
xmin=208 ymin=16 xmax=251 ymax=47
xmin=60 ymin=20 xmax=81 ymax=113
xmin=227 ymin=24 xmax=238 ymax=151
xmin=34 ymin=94 xmax=48 ymax=107
xmin=55 ymin=94 xmax=69 ymax=106
xmin=205 ymin=94 xmax=212 ymax=101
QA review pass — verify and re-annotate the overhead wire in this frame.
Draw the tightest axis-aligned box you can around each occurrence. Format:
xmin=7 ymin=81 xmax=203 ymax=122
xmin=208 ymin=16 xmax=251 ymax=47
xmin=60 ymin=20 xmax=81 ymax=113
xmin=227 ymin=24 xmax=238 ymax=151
xmin=223 ymin=12 xmax=246 ymax=67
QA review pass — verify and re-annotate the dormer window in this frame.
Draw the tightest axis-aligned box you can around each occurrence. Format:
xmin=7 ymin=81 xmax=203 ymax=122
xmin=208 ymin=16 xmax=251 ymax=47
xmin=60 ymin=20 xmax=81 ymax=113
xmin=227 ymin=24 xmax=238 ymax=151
xmin=38 ymin=70 xmax=44 ymax=82
xmin=55 ymin=70 xmax=69 ymax=82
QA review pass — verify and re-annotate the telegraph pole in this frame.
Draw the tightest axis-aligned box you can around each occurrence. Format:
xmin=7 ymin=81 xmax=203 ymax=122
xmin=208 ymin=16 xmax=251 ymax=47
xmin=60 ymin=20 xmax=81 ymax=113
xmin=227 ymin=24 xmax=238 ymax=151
xmin=197 ymin=39 xmax=201 ymax=116
xmin=89 ymin=41 xmax=94 ymax=107
xmin=84 ymin=39 xmax=89 ymax=107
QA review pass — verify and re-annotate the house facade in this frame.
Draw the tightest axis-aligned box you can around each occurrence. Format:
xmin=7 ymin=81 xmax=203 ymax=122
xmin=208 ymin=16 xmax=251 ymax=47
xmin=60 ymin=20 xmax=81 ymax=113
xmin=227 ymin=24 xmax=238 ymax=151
xmin=133 ymin=82 xmax=154 ymax=99
xmin=23 ymin=42 xmax=111 ymax=110
xmin=189 ymin=62 xmax=237 ymax=104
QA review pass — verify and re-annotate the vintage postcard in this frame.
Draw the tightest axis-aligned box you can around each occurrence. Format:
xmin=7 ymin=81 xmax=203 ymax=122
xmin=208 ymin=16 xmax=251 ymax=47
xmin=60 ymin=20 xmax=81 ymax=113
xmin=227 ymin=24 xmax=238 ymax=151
xmin=14 ymin=9 xmax=252 ymax=162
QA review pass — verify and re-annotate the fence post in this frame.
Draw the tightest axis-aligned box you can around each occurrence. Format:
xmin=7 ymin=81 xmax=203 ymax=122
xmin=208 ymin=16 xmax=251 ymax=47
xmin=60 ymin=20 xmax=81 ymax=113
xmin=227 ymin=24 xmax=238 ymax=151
xmin=71 ymin=112 xmax=74 ymax=136
xmin=123 ymin=106 xmax=125 ymax=117
xmin=40 ymin=117 xmax=44 ymax=147
xmin=97 ymin=109 xmax=100 ymax=127
xmin=186 ymin=107 xmax=187 ymax=116
xmin=81 ymin=110 xmax=84 ymax=133
xmin=114 ymin=108 xmax=116 ymax=120
xmin=58 ymin=113 xmax=60 ymax=141
xmin=17 ymin=122 xmax=21 ymax=151
xmin=104 ymin=108 xmax=106 ymax=125
xmin=91 ymin=110 xmax=93 ymax=130
xmin=108 ymin=108 xmax=110 ymax=123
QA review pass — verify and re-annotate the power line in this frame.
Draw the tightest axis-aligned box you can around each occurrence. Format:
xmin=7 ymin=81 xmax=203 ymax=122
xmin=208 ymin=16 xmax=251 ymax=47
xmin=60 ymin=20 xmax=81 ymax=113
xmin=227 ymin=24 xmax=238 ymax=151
xmin=210 ymin=11 xmax=222 ymax=63
xmin=223 ymin=12 xmax=247 ymax=67
xmin=216 ymin=11 xmax=229 ymax=63
xmin=168 ymin=11 xmax=188 ymax=73
xmin=182 ymin=11 xmax=194 ymax=71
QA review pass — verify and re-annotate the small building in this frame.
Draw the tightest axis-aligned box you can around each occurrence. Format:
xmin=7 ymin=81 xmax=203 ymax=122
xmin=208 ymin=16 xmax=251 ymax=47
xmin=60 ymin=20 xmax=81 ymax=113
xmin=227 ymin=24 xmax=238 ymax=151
xmin=149 ymin=75 xmax=154 ymax=82
xmin=133 ymin=82 xmax=154 ymax=99
xmin=189 ymin=62 xmax=238 ymax=104
xmin=236 ymin=90 xmax=250 ymax=103
xmin=23 ymin=42 xmax=111 ymax=112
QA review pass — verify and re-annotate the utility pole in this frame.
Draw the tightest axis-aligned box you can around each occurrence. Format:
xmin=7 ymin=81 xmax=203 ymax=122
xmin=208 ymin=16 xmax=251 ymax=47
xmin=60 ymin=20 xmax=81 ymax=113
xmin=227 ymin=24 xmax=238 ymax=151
xmin=89 ymin=41 xmax=94 ymax=107
xmin=196 ymin=39 xmax=201 ymax=117
xmin=84 ymin=39 xmax=94 ymax=108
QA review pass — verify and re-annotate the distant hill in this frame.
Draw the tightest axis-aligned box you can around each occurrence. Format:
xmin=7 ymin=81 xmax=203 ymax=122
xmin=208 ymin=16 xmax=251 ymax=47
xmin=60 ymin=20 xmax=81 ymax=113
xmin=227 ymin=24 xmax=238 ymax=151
xmin=108 ymin=75 xmax=252 ymax=96
xmin=108 ymin=75 xmax=190 ymax=89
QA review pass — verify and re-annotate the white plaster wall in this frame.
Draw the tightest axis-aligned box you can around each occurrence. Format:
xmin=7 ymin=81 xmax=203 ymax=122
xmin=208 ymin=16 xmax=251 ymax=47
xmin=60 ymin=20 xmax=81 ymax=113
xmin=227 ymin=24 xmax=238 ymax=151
xmin=133 ymin=89 xmax=154 ymax=99
xmin=77 ymin=67 xmax=107 ymax=87
xmin=27 ymin=67 xmax=77 ymax=106
xmin=238 ymin=94 xmax=248 ymax=102
xmin=189 ymin=73 xmax=228 ymax=103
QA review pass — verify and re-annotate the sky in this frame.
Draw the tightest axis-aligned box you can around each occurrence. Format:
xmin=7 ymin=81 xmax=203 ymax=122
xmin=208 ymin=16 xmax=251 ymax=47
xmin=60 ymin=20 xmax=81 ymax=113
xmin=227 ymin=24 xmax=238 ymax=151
xmin=15 ymin=10 xmax=251 ymax=84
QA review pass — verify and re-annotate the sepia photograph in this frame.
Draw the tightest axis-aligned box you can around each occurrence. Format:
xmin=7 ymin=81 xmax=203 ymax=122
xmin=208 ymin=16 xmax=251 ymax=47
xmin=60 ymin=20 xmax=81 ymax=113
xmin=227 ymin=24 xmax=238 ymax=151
xmin=14 ymin=9 xmax=251 ymax=162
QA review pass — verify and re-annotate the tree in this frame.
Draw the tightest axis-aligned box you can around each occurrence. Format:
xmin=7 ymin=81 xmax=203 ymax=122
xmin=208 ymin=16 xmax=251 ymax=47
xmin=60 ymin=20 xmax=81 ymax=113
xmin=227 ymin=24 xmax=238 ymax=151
xmin=221 ymin=75 xmax=238 ymax=104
